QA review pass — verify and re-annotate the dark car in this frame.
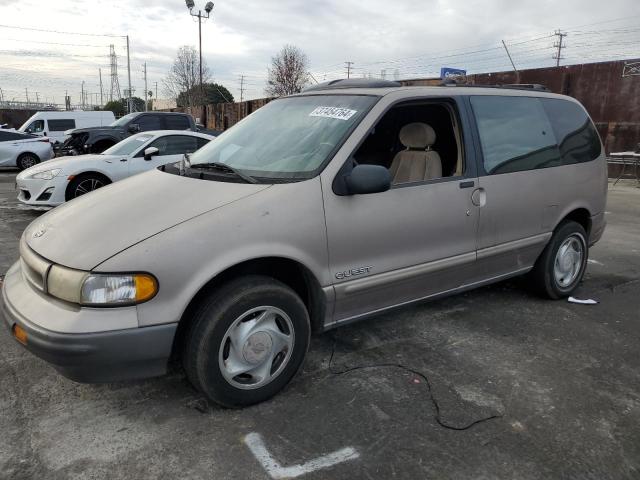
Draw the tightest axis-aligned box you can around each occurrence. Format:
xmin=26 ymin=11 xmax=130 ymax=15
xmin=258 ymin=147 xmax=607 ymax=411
xmin=59 ymin=112 xmax=198 ymax=156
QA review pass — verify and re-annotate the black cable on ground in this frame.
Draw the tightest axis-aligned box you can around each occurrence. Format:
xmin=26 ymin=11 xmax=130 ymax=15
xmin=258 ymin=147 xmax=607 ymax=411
xmin=327 ymin=333 xmax=502 ymax=431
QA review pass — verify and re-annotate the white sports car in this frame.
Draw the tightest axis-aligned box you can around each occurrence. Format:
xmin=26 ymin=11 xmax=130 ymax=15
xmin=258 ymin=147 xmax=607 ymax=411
xmin=0 ymin=129 xmax=54 ymax=170
xmin=16 ymin=130 xmax=214 ymax=207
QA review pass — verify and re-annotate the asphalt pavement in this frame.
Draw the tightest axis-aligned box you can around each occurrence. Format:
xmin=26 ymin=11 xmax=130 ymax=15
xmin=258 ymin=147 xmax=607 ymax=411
xmin=1 ymin=167 xmax=639 ymax=480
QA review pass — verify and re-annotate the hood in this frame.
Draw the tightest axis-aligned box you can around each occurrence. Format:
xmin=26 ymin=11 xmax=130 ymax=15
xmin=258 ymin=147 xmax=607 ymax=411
xmin=25 ymin=169 xmax=271 ymax=270
xmin=16 ymin=154 xmax=120 ymax=179
xmin=67 ymin=126 xmax=121 ymax=135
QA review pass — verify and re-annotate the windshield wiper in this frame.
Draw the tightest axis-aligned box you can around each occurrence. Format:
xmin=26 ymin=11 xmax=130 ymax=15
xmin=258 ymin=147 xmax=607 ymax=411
xmin=189 ymin=162 xmax=258 ymax=184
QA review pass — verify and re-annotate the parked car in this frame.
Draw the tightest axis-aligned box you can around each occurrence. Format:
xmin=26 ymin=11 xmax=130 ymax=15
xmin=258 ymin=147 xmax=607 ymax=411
xmin=18 ymin=111 xmax=115 ymax=146
xmin=15 ymin=130 xmax=214 ymax=206
xmin=0 ymin=129 xmax=54 ymax=170
xmin=60 ymin=111 xmax=198 ymax=156
xmin=2 ymin=80 xmax=607 ymax=408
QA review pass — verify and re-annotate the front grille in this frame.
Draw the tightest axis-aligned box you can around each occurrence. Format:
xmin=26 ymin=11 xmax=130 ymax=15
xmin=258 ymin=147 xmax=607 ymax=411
xmin=19 ymin=237 xmax=51 ymax=292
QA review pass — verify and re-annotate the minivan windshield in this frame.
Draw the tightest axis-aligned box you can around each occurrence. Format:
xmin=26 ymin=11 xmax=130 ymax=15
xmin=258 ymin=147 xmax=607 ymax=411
xmin=110 ymin=113 xmax=137 ymax=127
xmin=188 ymin=95 xmax=377 ymax=179
xmin=102 ymin=134 xmax=153 ymax=156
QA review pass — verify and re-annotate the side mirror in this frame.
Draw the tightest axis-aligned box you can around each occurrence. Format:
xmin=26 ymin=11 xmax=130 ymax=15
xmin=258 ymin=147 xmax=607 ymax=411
xmin=144 ymin=147 xmax=159 ymax=160
xmin=128 ymin=123 xmax=140 ymax=133
xmin=345 ymin=164 xmax=391 ymax=195
xmin=26 ymin=128 xmax=32 ymax=133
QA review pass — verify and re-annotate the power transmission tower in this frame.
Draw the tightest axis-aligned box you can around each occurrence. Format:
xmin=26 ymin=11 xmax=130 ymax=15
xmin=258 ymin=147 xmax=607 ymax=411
xmin=143 ymin=62 xmax=148 ymax=112
xmin=239 ymin=75 xmax=245 ymax=102
xmin=553 ymin=30 xmax=568 ymax=67
xmin=345 ymin=61 xmax=354 ymax=79
xmin=109 ymin=44 xmax=121 ymax=102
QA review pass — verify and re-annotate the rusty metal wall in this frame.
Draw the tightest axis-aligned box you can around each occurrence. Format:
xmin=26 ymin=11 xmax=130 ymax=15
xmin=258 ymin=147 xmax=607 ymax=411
xmin=0 ymin=109 xmax=37 ymax=129
xmin=467 ymin=59 xmax=640 ymax=153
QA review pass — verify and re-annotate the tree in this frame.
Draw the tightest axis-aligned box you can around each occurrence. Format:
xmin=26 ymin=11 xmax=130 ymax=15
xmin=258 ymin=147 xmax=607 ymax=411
xmin=103 ymin=100 xmax=125 ymax=117
xmin=102 ymin=97 xmax=146 ymax=116
xmin=265 ymin=45 xmax=309 ymax=97
xmin=177 ymin=83 xmax=234 ymax=107
xmin=163 ymin=46 xmax=210 ymax=108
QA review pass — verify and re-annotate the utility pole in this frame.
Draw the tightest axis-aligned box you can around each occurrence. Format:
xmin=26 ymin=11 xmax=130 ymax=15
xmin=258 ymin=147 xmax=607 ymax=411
xmin=81 ymin=81 xmax=85 ymax=109
xmin=126 ymin=35 xmax=132 ymax=113
xmin=553 ymin=30 xmax=567 ymax=67
xmin=345 ymin=61 xmax=354 ymax=79
xmin=35 ymin=92 xmax=39 ymax=105
xmin=25 ymin=88 xmax=29 ymax=103
xmin=143 ymin=62 xmax=148 ymax=112
xmin=186 ymin=2 xmax=214 ymax=124
xmin=99 ymin=68 xmax=103 ymax=107
xmin=239 ymin=75 xmax=245 ymax=103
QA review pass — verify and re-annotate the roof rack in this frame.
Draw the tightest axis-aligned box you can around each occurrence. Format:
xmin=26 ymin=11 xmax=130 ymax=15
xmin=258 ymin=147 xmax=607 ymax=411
xmin=440 ymin=80 xmax=550 ymax=92
xmin=302 ymin=78 xmax=402 ymax=92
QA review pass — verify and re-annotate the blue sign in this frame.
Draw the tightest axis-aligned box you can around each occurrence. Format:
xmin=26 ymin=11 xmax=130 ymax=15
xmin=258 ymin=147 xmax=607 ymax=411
xmin=440 ymin=67 xmax=467 ymax=79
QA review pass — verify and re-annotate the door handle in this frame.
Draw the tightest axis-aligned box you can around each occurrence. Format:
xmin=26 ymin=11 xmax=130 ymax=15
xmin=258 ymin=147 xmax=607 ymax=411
xmin=471 ymin=188 xmax=486 ymax=207
xmin=459 ymin=180 xmax=475 ymax=189
xmin=120 ymin=158 xmax=127 ymax=162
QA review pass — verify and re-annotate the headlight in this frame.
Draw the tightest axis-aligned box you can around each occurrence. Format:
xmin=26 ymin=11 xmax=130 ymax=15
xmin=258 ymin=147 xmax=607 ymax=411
xmin=46 ymin=265 xmax=157 ymax=306
xmin=29 ymin=168 xmax=61 ymax=180
xmin=80 ymin=273 xmax=158 ymax=306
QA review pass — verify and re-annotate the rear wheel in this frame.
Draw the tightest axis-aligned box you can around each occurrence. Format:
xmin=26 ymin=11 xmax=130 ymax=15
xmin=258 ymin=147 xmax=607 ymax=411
xmin=17 ymin=153 xmax=40 ymax=170
xmin=531 ymin=220 xmax=588 ymax=299
xmin=65 ymin=173 xmax=111 ymax=200
xmin=183 ymin=275 xmax=310 ymax=407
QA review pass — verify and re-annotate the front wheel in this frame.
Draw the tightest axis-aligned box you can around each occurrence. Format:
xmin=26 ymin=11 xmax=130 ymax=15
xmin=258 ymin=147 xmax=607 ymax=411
xmin=531 ymin=220 xmax=588 ymax=299
xmin=183 ymin=276 xmax=310 ymax=407
xmin=17 ymin=153 xmax=40 ymax=170
xmin=65 ymin=173 xmax=110 ymax=200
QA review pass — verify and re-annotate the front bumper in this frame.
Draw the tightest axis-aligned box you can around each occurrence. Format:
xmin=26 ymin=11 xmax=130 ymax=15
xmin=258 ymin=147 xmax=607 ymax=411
xmin=15 ymin=176 xmax=66 ymax=207
xmin=1 ymin=263 xmax=177 ymax=383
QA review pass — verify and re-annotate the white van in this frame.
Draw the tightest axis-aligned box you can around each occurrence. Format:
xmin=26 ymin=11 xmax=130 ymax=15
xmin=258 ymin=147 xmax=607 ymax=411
xmin=18 ymin=111 xmax=116 ymax=145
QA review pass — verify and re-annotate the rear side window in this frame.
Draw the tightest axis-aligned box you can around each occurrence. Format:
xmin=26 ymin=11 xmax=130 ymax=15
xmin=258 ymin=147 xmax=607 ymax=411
xmin=48 ymin=119 xmax=76 ymax=131
xmin=540 ymin=98 xmax=601 ymax=164
xmin=165 ymin=115 xmax=191 ymax=130
xmin=471 ymin=96 xmax=560 ymax=174
xmin=136 ymin=115 xmax=163 ymax=131
xmin=0 ymin=131 xmax=33 ymax=141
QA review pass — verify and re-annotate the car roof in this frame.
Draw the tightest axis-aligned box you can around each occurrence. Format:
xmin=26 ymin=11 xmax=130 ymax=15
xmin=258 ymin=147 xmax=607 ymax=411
xmin=138 ymin=130 xmax=215 ymax=138
xmin=293 ymin=85 xmax=573 ymax=101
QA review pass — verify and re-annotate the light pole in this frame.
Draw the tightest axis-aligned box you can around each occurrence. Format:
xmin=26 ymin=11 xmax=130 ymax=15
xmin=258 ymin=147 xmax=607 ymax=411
xmin=186 ymin=0 xmax=214 ymax=125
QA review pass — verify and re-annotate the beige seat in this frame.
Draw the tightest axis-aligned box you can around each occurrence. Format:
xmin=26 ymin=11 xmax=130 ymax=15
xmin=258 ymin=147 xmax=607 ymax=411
xmin=389 ymin=123 xmax=442 ymax=184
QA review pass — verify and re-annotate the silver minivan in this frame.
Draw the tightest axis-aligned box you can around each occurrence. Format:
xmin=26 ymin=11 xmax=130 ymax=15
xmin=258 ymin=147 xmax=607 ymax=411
xmin=1 ymin=81 xmax=607 ymax=407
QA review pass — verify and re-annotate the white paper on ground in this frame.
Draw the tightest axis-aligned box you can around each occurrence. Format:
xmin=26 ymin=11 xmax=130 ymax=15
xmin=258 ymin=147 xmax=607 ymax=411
xmin=568 ymin=296 xmax=599 ymax=305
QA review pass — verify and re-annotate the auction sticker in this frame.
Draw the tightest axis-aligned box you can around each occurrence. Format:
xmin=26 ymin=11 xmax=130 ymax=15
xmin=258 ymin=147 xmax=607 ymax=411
xmin=309 ymin=106 xmax=358 ymax=121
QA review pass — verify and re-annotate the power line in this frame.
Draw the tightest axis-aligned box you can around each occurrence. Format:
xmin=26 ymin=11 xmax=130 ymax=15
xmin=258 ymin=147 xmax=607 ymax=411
xmin=0 ymin=23 xmax=125 ymax=37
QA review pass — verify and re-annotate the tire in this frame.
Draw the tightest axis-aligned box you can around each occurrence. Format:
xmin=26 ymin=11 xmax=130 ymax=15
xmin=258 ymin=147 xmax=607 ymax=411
xmin=183 ymin=275 xmax=310 ymax=407
xmin=17 ymin=152 xmax=40 ymax=170
xmin=65 ymin=173 xmax=111 ymax=201
xmin=531 ymin=220 xmax=589 ymax=299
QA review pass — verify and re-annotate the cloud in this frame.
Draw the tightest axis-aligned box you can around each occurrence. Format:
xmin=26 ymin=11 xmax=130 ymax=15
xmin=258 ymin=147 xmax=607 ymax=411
xmin=0 ymin=0 xmax=638 ymax=103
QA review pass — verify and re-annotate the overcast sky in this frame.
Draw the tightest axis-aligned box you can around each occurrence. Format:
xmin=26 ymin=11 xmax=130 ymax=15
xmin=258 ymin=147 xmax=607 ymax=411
xmin=0 ymin=0 xmax=638 ymax=105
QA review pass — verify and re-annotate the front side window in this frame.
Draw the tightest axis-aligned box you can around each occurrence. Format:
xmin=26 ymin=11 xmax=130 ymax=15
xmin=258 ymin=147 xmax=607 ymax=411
xmin=102 ymin=134 xmax=153 ymax=156
xmin=140 ymin=135 xmax=198 ymax=156
xmin=471 ymin=96 xmax=560 ymax=174
xmin=25 ymin=120 xmax=45 ymax=133
xmin=540 ymin=98 xmax=601 ymax=164
xmin=188 ymin=95 xmax=378 ymax=179
xmin=136 ymin=115 xmax=162 ymax=131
